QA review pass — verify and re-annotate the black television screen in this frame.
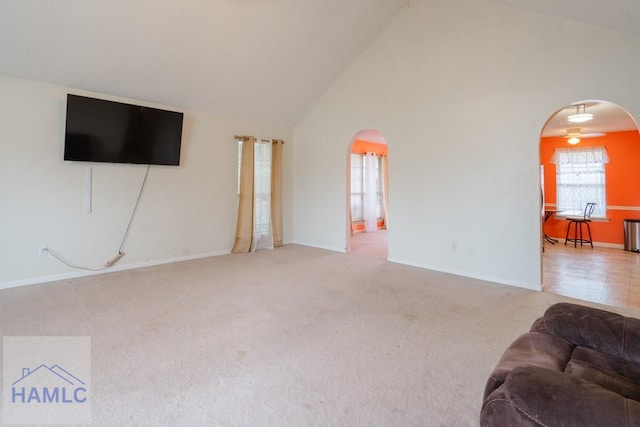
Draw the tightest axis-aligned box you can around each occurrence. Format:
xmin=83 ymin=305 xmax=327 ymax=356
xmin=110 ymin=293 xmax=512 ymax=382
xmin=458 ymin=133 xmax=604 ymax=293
xmin=64 ymin=94 xmax=183 ymax=166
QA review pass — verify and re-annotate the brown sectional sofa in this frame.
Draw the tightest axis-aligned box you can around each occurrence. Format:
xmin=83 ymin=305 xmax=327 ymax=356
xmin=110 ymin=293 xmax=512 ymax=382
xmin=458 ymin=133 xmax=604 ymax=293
xmin=481 ymin=302 xmax=640 ymax=426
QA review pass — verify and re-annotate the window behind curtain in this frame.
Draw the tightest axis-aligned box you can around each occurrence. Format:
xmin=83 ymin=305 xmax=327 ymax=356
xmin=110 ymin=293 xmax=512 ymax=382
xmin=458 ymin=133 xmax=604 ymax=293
xmin=350 ymin=153 xmax=383 ymax=221
xmin=374 ymin=156 xmax=383 ymax=218
xmin=351 ymin=154 xmax=364 ymax=220
xmin=237 ymin=139 xmax=273 ymax=249
xmin=552 ymin=146 xmax=609 ymax=217
xmin=252 ymin=142 xmax=272 ymax=239
xmin=237 ymin=140 xmax=243 ymax=196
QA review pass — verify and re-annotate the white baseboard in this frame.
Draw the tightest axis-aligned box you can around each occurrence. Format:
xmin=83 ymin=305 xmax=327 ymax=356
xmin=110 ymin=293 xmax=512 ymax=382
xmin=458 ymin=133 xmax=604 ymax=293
xmin=386 ymin=256 xmax=541 ymax=291
xmin=289 ymin=240 xmax=345 ymax=253
xmin=0 ymin=249 xmax=231 ymax=290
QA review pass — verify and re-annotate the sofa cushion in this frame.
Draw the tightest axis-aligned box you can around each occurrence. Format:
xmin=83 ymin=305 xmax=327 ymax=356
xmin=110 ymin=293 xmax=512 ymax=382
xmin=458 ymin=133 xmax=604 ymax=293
xmin=529 ymin=316 xmax=548 ymax=334
xmin=483 ymin=331 xmax=574 ymax=399
xmin=567 ymin=346 xmax=640 ymax=401
xmin=482 ymin=366 xmax=640 ymax=427
xmin=544 ymin=302 xmax=640 ymax=363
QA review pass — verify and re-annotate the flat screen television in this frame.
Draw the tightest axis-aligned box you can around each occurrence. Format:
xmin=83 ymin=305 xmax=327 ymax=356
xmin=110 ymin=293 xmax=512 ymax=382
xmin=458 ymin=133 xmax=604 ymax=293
xmin=64 ymin=94 xmax=184 ymax=166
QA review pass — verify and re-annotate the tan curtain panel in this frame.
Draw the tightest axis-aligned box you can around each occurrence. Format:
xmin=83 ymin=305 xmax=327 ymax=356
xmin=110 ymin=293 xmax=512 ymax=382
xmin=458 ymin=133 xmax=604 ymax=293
xmin=232 ymin=136 xmax=255 ymax=253
xmin=271 ymin=140 xmax=284 ymax=247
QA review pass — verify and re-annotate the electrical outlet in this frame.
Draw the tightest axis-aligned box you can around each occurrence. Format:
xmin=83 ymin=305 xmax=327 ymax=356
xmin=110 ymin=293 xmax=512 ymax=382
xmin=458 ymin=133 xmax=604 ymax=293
xmin=40 ymin=246 xmax=48 ymax=256
xmin=452 ymin=242 xmax=458 ymax=251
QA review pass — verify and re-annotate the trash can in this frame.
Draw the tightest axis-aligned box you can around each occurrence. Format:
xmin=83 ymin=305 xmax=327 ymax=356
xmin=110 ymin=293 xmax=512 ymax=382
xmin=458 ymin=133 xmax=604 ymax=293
xmin=624 ymin=219 xmax=640 ymax=252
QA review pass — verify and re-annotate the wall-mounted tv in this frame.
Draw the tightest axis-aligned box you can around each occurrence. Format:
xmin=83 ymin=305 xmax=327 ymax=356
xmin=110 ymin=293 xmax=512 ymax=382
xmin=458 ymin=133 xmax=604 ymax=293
xmin=64 ymin=94 xmax=184 ymax=166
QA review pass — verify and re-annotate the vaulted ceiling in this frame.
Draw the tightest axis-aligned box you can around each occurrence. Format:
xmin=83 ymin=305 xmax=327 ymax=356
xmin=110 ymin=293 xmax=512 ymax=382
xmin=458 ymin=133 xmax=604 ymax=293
xmin=1 ymin=0 xmax=640 ymax=126
xmin=0 ymin=0 xmax=410 ymax=125
xmin=486 ymin=0 xmax=640 ymax=38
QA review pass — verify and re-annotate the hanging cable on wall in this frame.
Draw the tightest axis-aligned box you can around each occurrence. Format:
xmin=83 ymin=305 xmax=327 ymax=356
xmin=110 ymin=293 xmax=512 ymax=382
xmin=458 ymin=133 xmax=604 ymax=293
xmin=117 ymin=164 xmax=151 ymax=255
xmin=45 ymin=165 xmax=151 ymax=270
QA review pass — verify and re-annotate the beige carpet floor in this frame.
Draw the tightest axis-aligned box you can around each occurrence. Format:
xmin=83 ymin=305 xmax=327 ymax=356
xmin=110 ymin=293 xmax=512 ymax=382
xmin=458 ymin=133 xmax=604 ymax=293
xmin=2 ymin=244 xmax=639 ymax=426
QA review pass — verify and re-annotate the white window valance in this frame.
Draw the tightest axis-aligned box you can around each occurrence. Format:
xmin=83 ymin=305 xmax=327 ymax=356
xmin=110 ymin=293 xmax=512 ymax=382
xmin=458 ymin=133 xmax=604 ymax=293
xmin=550 ymin=146 xmax=609 ymax=165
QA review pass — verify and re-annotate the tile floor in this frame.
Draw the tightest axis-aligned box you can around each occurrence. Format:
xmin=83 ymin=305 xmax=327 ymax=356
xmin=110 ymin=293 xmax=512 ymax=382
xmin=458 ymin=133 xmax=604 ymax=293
xmin=543 ymin=241 xmax=640 ymax=308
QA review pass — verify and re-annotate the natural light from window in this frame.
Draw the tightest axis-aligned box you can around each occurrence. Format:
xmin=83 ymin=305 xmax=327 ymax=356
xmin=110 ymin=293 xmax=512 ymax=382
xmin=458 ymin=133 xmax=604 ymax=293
xmin=552 ymin=146 xmax=609 ymax=217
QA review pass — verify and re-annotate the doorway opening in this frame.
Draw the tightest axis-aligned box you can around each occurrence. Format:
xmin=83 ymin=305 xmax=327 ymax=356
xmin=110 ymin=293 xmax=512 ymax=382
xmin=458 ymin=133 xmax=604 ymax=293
xmin=539 ymin=100 xmax=640 ymax=308
xmin=346 ymin=130 xmax=389 ymax=259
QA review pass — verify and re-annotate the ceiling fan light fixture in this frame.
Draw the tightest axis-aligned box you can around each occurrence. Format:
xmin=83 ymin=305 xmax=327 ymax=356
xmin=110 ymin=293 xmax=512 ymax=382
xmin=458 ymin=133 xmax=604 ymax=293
xmin=568 ymin=136 xmax=581 ymax=145
xmin=568 ymin=104 xmax=593 ymax=123
xmin=568 ymin=113 xmax=593 ymax=123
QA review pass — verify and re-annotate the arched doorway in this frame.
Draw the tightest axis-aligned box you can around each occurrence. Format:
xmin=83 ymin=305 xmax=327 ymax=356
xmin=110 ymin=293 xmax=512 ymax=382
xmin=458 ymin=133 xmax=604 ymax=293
xmin=346 ymin=130 xmax=389 ymax=259
xmin=539 ymin=100 xmax=640 ymax=307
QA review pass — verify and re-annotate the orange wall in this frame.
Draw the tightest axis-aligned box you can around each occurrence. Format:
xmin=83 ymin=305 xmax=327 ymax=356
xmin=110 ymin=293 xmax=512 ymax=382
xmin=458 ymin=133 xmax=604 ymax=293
xmin=351 ymin=139 xmax=388 ymax=155
xmin=352 ymin=219 xmax=385 ymax=232
xmin=541 ymin=131 xmax=640 ymax=245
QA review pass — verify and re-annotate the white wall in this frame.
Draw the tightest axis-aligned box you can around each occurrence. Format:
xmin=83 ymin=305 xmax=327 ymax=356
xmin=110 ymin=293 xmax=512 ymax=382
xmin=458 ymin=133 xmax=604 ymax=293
xmin=292 ymin=0 xmax=640 ymax=289
xmin=0 ymin=76 xmax=293 ymax=288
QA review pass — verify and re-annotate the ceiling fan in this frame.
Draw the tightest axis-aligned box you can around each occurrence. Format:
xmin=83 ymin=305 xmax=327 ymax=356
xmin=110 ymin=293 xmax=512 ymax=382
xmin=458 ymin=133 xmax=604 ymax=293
xmin=564 ymin=127 xmax=606 ymax=145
